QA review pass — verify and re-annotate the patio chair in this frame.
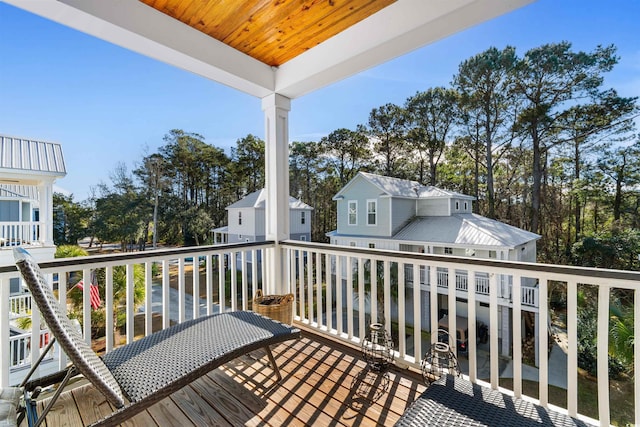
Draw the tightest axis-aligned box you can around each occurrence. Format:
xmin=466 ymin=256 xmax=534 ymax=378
xmin=13 ymin=247 xmax=301 ymax=427
xmin=395 ymin=374 xmax=592 ymax=426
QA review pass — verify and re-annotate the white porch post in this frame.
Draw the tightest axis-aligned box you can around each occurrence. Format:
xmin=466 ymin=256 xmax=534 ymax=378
xmin=38 ymin=181 xmax=54 ymax=246
xmin=262 ymin=93 xmax=291 ymax=295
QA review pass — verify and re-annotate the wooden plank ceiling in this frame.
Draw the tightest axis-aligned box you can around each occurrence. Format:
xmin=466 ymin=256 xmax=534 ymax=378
xmin=139 ymin=0 xmax=396 ymax=67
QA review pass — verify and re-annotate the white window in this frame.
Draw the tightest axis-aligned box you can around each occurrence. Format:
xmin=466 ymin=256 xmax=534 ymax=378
xmin=367 ymin=200 xmax=377 ymax=225
xmin=455 ymin=201 xmax=460 ymax=210
xmin=348 ymin=201 xmax=357 ymax=225
xmin=300 ymin=235 xmax=306 ymax=241
xmin=350 ymin=241 xmax=356 ymax=247
xmin=238 ymin=211 xmax=242 ymax=225
xmin=464 ymin=202 xmax=468 ymax=211
xmin=301 ymin=211 xmax=306 ymax=224
xmin=368 ymin=243 xmax=375 ymax=249
xmin=444 ymin=247 xmax=453 ymax=255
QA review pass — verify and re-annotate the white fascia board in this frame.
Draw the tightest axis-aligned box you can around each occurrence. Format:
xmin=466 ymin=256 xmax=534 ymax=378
xmin=275 ymin=0 xmax=535 ymax=98
xmin=332 ymin=172 xmax=365 ymax=200
xmin=5 ymin=0 xmax=276 ymax=98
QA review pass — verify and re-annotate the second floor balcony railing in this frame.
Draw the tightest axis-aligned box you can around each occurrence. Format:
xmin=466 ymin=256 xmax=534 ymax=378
xmin=1 ymin=240 xmax=639 ymax=425
xmin=9 ymin=293 xmax=32 ymax=318
xmin=0 ymin=221 xmax=40 ymax=247
xmin=414 ymin=267 xmax=538 ymax=307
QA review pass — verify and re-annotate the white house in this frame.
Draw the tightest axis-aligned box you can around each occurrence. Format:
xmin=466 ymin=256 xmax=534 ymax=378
xmin=213 ymin=189 xmax=313 ymax=244
xmin=1 ymin=134 xmax=66 ymax=383
xmin=328 ymin=172 xmax=541 ymax=359
xmin=328 ymin=172 xmax=538 ymax=260
xmin=0 ymin=135 xmax=66 ymax=268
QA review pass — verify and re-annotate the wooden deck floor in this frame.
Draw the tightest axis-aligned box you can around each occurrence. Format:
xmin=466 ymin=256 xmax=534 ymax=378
xmin=32 ymin=332 xmax=426 ymax=426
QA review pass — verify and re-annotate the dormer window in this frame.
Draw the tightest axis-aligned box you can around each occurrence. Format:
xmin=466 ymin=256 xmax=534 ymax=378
xmin=367 ymin=200 xmax=377 ymax=225
xmin=464 ymin=202 xmax=468 ymax=211
xmin=348 ymin=201 xmax=357 ymax=225
xmin=238 ymin=211 xmax=242 ymax=225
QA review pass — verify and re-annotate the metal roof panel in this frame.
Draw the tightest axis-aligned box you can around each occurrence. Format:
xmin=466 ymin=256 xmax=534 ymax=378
xmin=0 ymin=135 xmax=66 ymax=176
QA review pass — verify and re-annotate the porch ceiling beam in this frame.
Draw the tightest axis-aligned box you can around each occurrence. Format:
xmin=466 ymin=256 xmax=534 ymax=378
xmin=275 ymin=0 xmax=534 ymax=98
xmin=3 ymin=0 xmax=534 ymax=99
xmin=3 ymin=0 xmax=276 ymax=98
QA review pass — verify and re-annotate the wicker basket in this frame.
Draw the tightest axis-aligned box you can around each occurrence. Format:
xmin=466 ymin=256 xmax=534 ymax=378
xmin=253 ymin=290 xmax=294 ymax=325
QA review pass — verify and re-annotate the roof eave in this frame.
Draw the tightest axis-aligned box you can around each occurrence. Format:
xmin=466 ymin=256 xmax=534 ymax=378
xmin=4 ymin=0 xmax=275 ymax=98
xmin=274 ymin=0 xmax=536 ymax=98
xmin=4 ymin=0 xmax=535 ymax=100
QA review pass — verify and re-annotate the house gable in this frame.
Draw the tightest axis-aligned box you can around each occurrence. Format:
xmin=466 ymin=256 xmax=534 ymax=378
xmin=225 ymin=189 xmax=313 ymax=242
xmin=335 ymin=174 xmax=397 ymax=237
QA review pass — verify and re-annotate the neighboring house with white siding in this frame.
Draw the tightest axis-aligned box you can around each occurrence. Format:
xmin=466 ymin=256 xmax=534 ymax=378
xmin=213 ymin=189 xmax=313 ymax=244
xmin=1 ymin=134 xmax=66 ymax=383
xmin=328 ymin=172 xmax=538 ymax=261
xmin=328 ymin=172 xmax=541 ymax=360
xmin=0 ymin=134 xmax=66 ymax=268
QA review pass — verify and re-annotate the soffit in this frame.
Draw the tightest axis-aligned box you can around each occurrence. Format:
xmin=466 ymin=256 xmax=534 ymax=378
xmin=139 ymin=0 xmax=395 ymax=67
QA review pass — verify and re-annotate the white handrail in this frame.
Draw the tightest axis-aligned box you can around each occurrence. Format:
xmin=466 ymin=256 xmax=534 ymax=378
xmin=1 ymin=240 xmax=639 ymax=425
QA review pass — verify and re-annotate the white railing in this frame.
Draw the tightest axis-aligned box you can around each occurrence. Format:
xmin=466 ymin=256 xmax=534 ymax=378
xmin=0 ymin=222 xmax=40 ymax=247
xmin=522 ymin=285 xmax=538 ymax=307
xmin=9 ymin=330 xmax=53 ymax=370
xmin=9 ymin=293 xmax=32 ymax=318
xmin=475 ymin=274 xmax=490 ymax=294
xmin=1 ymin=240 xmax=638 ymax=425
xmin=0 ymin=241 xmax=270 ymax=387
xmin=428 ymin=267 xmax=536 ymax=307
xmin=281 ymin=240 xmax=640 ymax=426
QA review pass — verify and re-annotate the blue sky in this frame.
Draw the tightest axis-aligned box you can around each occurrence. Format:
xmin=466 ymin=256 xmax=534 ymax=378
xmin=0 ymin=0 xmax=638 ymax=201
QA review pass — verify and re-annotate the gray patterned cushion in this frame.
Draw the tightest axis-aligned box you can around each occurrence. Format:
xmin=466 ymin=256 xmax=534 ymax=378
xmin=0 ymin=387 xmax=20 ymax=427
xmin=395 ymin=375 xmax=592 ymax=426
xmin=103 ymin=310 xmax=300 ymax=403
xmin=13 ymin=248 xmax=126 ymax=408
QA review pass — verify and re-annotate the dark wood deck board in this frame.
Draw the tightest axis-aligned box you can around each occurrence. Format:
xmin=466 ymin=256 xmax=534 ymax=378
xmin=26 ymin=332 xmax=426 ymax=426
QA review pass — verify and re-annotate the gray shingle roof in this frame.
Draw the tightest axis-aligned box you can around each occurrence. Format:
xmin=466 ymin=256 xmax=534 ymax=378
xmin=0 ymin=135 xmax=66 ymax=176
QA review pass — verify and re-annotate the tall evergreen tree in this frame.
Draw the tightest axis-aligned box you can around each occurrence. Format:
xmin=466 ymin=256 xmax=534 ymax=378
xmin=454 ymin=46 xmax=517 ymax=218
xmin=512 ymin=42 xmax=619 ymax=234
xmin=319 ymin=128 xmax=371 ymax=187
xmin=366 ymin=103 xmax=408 ymax=177
xmin=405 ymin=87 xmax=459 ymax=186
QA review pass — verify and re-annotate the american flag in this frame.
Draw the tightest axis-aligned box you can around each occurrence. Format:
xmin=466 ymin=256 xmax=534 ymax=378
xmin=76 ymin=281 xmax=102 ymax=310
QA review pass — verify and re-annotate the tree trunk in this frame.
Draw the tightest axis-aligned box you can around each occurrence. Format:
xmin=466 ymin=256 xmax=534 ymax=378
xmin=613 ymin=177 xmax=623 ymax=220
xmin=486 ymin=147 xmax=495 ymax=219
xmin=531 ymin=130 xmax=542 ymax=235
xmin=574 ymin=139 xmax=581 ymax=240
xmin=428 ymin=154 xmax=436 ymax=185
xmin=474 ymin=143 xmax=480 ymax=213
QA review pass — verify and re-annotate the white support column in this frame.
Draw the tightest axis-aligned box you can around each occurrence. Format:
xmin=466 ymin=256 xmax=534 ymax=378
xmin=262 ymin=93 xmax=291 ymax=295
xmin=38 ymin=181 xmax=54 ymax=246
xmin=0 ymin=277 xmax=9 ymax=387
